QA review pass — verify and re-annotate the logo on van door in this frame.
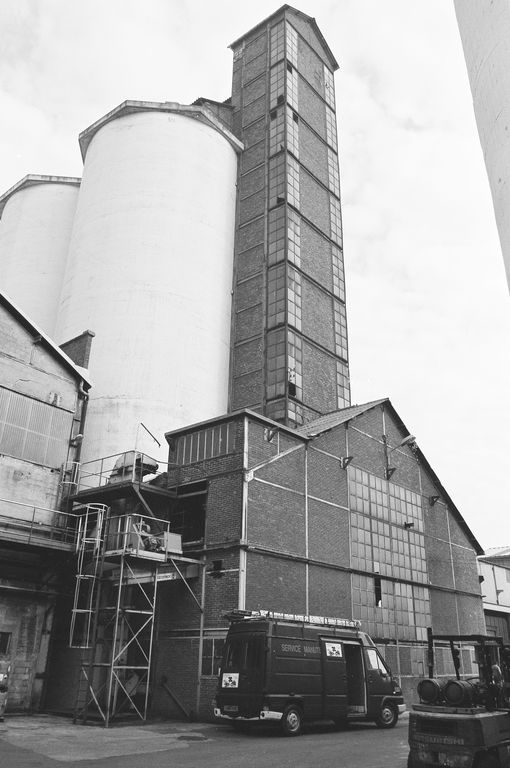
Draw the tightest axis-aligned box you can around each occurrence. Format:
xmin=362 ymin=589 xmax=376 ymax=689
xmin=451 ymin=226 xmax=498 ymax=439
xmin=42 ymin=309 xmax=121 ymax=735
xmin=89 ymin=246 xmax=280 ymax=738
xmin=325 ymin=642 xmax=343 ymax=658
xmin=222 ymin=673 xmax=239 ymax=688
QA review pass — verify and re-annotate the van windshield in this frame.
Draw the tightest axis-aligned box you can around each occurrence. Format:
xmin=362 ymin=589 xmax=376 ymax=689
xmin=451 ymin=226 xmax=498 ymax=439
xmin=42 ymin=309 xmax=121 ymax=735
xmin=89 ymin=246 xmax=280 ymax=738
xmin=224 ymin=634 xmax=264 ymax=672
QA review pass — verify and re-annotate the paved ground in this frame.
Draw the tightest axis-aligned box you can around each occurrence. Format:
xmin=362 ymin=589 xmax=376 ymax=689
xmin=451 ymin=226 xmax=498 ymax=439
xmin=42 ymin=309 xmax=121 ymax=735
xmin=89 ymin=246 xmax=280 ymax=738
xmin=0 ymin=713 xmax=411 ymax=767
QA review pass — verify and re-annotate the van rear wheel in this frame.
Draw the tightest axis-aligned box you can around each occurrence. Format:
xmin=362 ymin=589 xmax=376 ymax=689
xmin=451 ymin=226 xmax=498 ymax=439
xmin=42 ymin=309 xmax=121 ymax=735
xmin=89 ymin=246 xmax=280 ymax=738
xmin=281 ymin=705 xmax=303 ymax=736
xmin=375 ymin=701 xmax=398 ymax=728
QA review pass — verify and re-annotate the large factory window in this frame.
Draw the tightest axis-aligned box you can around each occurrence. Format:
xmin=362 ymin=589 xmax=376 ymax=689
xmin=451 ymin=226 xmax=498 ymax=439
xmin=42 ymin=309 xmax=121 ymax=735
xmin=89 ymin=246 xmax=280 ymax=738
xmin=0 ymin=387 xmax=72 ymax=469
xmin=349 ymin=467 xmax=427 ymax=584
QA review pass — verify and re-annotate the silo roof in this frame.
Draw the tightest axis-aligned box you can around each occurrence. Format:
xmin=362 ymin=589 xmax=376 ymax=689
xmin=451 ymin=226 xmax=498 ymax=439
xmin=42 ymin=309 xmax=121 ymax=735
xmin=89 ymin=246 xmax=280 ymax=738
xmin=78 ymin=100 xmax=244 ymax=160
xmin=0 ymin=174 xmax=81 ymax=219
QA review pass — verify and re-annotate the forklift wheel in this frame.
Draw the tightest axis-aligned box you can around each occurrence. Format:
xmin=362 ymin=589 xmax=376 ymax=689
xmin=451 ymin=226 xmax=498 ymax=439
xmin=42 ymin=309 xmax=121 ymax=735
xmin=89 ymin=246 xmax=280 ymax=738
xmin=375 ymin=701 xmax=398 ymax=729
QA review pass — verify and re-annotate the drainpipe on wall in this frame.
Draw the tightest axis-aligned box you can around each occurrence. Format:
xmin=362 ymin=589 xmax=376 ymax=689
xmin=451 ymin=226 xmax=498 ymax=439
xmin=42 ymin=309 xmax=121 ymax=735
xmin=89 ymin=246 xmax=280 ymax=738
xmin=304 ymin=444 xmax=309 ymax=616
xmin=74 ymin=381 xmax=89 ymax=464
xmin=238 ymin=416 xmax=249 ymax=610
xmin=195 ymin=556 xmax=207 ymax=719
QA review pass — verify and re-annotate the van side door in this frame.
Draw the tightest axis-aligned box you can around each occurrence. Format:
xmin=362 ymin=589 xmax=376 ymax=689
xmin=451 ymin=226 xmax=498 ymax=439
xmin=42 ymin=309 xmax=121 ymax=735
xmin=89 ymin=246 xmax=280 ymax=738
xmin=364 ymin=647 xmax=392 ymax=715
xmin=319 ymin=638 xmax=347 ymax=721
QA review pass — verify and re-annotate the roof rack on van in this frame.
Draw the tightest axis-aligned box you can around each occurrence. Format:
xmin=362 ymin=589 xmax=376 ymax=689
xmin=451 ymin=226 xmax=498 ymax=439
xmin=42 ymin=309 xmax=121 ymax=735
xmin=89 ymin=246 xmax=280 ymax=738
xmin=225 ymin=609 xmax=361 ymax=629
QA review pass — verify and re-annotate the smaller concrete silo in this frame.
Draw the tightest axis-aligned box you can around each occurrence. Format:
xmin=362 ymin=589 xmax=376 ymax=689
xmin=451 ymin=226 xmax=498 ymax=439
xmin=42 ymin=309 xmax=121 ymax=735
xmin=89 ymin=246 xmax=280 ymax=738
xmin=0 ymin=176 xmax=80 ymax=337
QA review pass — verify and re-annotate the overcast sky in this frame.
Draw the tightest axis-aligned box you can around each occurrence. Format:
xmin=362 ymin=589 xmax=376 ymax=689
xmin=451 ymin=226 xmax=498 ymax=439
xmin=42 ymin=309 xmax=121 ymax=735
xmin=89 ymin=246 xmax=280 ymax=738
xmin=1 ymin=0 xmax=509 ymax=551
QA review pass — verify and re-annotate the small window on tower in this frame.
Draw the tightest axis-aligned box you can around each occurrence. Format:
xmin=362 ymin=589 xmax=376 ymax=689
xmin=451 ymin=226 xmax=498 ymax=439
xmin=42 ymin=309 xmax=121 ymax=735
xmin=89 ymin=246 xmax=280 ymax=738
xmin=374 ymin=577 xmax=382 ymax=607
xmin=0 ymin=632 xmax=11 ymax=655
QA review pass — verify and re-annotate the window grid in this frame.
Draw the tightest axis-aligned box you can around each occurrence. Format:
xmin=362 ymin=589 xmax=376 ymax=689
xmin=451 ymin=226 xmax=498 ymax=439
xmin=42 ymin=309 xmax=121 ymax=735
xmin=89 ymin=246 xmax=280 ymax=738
xmin=336 ymin=361 xmax=350 ymax=409
xmin=286 ymin=22 xmax=298 ymax=66
xmin=287 ymin=64 xmax=298 ymax=109
xmin=287 ymin=155 xmax=300 ymax=209
xmin=349 ymin=467 xmax=428 ymax=585
xmin=325 ymin=106 xmax=338 ymax=151
xmin=269 ymin=108 xmax=285 ymax=156
xmin=352 ymin=573 xmax=431 ymax=641
xmin=330 ymin=197 xmax=342 ymax=244
xmin=201 ymin=638 xmax=225 ymax=677
xmin=268 ymin=208 xmax=286 ymax=265
xmin=332 ymin=245 xmax=345 ymax=302
xmin=176 ymin=422 xmax=236 ymax=465
xmin=288 ymin=209 xmax=301 ymax=268
xmin=287 ymin=265 xmax=302 ymax=331
xmin=288 ymin=330 xmax=303 ymax=399
xmin=266 ymin=329 xmax=286 ymax=400
xmin=389 ymin=483 xmax=423 ymax=531
xmin=287 ymin=108 xmax=299 ymax=158
xmin=0 ymin=387 xmax=72 ymax=469
xmin=333 ymin=299 xmax=348 ymax=360
xmin=268 ymin=264 xmax=286 ymax=328
xmin=287 ymin=400 xmax=304 ymax=426
xmin=270 ymin=22 xmax=285 ymax=66
xmin=327 ymin=148 xmax=340 ymax=197
xmin=270 ymin=62 xmax=285 ymax=108
xmin=324 ymin=65 xmax=336 ymax=109
xmin=269 ymin=155 xmax=286 ymax=208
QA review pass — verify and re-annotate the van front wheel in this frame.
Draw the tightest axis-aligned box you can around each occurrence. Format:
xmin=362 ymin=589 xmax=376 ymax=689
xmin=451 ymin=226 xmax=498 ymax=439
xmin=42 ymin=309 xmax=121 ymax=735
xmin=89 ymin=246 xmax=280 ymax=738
xmin=375 ymin=701 xmax=398 ymax=729
xmin=281 ymin=705 xmax=303 ymax=736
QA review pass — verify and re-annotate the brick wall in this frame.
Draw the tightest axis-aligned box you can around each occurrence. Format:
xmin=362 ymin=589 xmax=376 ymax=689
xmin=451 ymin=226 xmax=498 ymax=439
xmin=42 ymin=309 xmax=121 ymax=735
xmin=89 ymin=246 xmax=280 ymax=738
xmin=245 ymin=552 xmax=306 ymax=613
xmin=308 ymin=499 xmax=350 ymax=566
xmin=308 ymin=565 xmax=352 ymax=616
xmin=1 ymin=594 xmax=53 ymax=711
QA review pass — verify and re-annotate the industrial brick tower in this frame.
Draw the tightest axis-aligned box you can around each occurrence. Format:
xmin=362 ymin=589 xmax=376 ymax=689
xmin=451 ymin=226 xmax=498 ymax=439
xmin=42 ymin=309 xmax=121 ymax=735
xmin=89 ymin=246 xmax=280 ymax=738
xmin=228 ymin=7 xmax=351 ymax=425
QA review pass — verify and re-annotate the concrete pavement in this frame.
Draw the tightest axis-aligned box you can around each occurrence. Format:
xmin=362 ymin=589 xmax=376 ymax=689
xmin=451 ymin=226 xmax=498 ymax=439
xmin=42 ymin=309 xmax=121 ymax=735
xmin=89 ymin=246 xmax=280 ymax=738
xmin=0 ymin=714 xmax=219 ymax=763
xmin=0 ymin=712 xmax=411 ymax=767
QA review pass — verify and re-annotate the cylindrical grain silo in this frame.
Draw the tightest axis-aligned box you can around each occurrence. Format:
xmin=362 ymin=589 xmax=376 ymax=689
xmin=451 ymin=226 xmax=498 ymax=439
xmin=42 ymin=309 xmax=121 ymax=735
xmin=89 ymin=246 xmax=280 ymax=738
xmin=455 ymin=0 xmax=510 ymax=290
xmin=0 ymin=176 xmax=80 ymax=336
xmin=55 ymin=102 xmax=241 ymax=463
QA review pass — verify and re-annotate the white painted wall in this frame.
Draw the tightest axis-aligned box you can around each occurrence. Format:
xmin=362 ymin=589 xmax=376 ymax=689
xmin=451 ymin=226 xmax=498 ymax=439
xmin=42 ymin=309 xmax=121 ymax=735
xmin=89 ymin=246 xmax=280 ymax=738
xmin=455 ymin=0 xmax=510 ymax=290
xmin=0 ymin=181 xmax=79 ymax=335
xmin=56 ymin=109 xmax=238 ymax=463
xmin=479 ymin=559 xmax=510 ymax=610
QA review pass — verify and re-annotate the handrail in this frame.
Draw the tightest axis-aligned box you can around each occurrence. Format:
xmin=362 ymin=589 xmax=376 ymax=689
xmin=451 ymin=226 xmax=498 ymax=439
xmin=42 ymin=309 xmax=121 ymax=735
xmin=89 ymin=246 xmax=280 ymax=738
xmin=76 ymin=450 xmax=171 ymax=492
xmin=0 ymin=498 xmax=79 ymax=547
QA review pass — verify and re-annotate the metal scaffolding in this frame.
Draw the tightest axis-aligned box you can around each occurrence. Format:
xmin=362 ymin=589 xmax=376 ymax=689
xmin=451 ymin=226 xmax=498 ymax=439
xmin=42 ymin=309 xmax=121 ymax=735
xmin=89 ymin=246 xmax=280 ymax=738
xmin=68 ymin=452 xmax=202 ymax=726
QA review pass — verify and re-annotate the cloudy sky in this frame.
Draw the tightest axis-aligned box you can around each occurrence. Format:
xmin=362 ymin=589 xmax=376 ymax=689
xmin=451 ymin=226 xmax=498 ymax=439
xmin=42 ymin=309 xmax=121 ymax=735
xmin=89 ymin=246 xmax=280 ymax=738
xmin=1 ymin=0 xmax=509 ymax=550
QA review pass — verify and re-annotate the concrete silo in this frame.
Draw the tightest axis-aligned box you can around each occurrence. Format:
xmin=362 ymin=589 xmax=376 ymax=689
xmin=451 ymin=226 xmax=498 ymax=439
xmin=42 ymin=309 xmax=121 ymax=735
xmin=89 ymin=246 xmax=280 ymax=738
xmin=455 ymin=0 xmax=510 ymax=290
xmin=55 ymin=101 xmax=242 ymax=463
xmin=0 ymin=176 xmax=80 ymax=336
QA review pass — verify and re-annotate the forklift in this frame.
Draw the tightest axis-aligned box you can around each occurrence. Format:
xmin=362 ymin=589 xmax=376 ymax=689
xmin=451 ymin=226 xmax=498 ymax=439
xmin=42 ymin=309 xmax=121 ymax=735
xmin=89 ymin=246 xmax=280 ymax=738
xmin=408 ymin=628 xmax=510 ymax=767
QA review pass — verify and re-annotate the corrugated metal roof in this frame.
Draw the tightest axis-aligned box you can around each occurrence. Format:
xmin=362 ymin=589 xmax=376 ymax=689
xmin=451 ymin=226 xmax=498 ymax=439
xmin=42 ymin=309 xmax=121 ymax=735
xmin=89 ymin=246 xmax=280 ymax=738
xmin=294 ymin=398 xmax=389 ymax=437
xmin=480 ymin=547 xmax=510 ymax=560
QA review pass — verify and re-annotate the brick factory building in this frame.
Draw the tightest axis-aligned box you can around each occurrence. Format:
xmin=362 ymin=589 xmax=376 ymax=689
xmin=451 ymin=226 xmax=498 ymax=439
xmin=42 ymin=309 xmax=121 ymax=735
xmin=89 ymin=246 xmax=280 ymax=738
xmin=0 ymin=5 xmax=486 ymax=722
xmin=153 ymin=401 xmax=484 ymax=716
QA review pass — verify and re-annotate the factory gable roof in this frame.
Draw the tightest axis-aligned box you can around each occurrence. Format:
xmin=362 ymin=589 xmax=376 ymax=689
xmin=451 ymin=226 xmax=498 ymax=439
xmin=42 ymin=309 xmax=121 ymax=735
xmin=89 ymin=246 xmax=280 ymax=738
xmin=295 ymin=398 xmax=388 ymax=437
xmin=297 ymin=397 xmax=483 ymax=555
xmin=229 ymin=5 xmax=339 ymax=71
xmin=0 ymin=292 xmax=91 ymax=388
